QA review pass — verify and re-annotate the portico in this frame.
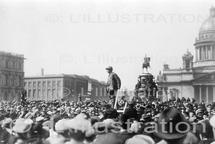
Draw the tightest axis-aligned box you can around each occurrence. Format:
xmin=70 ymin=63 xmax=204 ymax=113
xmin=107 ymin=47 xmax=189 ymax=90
xmin=193 ymin=72 xmax=215 ymax=103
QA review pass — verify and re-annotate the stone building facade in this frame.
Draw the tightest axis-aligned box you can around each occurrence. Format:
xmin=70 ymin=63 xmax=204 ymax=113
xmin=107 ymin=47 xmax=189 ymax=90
xmin=0 ymin=51 xmax=24 ymax=101
xmin=157 ymin=7 xmax=215 ymax=103
xmin=24 ymin=74 xmax=107 ymax=101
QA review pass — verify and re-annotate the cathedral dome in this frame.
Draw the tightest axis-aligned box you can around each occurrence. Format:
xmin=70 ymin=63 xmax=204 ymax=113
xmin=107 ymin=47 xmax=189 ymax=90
xmin=199 ymin=7 xmax=215 ymax=33
xmin=193 ymin=7 xmax=215 ymax=69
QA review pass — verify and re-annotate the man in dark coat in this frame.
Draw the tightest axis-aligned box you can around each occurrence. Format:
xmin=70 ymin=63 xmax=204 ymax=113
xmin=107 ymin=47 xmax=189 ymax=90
xmin=106 ymin=66 xmax=121 ymax=107
xmin=120 ymin=103 xmax=138 ymax=129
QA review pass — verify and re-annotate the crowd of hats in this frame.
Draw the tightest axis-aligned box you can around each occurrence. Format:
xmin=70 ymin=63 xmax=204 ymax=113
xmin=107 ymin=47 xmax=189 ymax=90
xmin=1 ymin=97 xmax=215 ymax=144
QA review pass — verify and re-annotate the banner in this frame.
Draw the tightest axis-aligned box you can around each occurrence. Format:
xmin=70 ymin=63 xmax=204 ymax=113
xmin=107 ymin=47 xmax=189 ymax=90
xmin=114 ymin=91 xmax=128 ymax=113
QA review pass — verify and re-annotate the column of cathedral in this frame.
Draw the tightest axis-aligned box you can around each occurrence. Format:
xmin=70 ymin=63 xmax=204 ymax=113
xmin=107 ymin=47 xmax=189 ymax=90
xmin=197 ymin=85 xmax=214 ymax=103
xmin=213 ymin=86 xmax=215 ymax=102
xmin=208 ymin=45 xmax=212 ymax=59
xmin=203 ymin=46 xmax=205 ymax=60
xmin=199 ymin=86 xmax=202 ymax=102
xmin=197 ymin=45 xmax=215 ymax=61
xmin=206 ymin=86 xmax=209 ymax=103
xmin=46 ymin=80 xmax=48 ymax=101
xmin=36 ymin=81 xmax=38 ymax=100
xmin=213 ymin=45 xmax=215 ymax=59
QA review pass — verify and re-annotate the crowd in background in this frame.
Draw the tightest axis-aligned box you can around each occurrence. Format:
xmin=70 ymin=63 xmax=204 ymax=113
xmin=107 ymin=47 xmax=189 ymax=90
xmin=1 ymin=97 xmax=215 ymax=144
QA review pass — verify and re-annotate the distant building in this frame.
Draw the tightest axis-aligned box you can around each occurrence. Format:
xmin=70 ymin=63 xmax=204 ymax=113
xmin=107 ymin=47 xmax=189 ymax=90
xmin=0 ymin=51 xmax=24 ymax=101
xmin=24 ymin=74 xmax=107 ymax=101
xmin=157 ymin=7 xmax=215 ymax=103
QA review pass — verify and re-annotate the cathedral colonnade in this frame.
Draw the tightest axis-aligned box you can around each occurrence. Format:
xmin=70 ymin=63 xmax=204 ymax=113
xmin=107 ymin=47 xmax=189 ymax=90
xmin=194 ymin=85 xmax=215 ymax=103
xmin=196 ymin=45 xmax=215 ymax=61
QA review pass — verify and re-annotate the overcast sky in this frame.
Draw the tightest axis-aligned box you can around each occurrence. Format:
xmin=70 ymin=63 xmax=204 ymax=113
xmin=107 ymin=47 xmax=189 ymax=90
xmin=0 ymin=0 xmax=214 ymax=90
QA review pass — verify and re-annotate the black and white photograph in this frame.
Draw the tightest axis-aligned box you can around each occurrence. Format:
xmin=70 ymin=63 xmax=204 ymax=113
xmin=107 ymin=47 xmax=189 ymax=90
xmin=0 ymin=0 xmax=215 ymax=143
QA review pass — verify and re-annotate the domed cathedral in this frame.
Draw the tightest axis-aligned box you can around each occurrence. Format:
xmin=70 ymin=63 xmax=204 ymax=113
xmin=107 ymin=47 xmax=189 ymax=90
xmin=157 ymin=7 xmax=215 ymax=103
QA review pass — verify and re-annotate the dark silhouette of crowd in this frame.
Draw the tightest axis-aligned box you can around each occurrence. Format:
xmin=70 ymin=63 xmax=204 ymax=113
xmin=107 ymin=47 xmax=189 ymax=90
xmin=1 ymin=97 xmax=215 ymax=144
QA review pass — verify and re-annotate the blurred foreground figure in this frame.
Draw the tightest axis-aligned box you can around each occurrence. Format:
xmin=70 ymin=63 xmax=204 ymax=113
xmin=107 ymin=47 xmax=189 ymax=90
xmin=155 ymin=107 xmax=199 ymax=144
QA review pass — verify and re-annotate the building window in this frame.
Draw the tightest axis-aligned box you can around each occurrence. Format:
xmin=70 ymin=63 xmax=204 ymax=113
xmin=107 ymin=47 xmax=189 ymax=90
xmin=10 ymin=61 xmax=13 ymax=68
xmin=8 ymin=60 xmax=12 ymax=68
xmin=52 ymin=81 xmax=56 ymax=87
xmin=1 ymin=75 xmax=6 ymax=86
xmin=163 ymin=75 xmax=167 ymax=81
xmin=52 ymin=89 xmax=56 ymax=99
xmin=57 ymin=81 xmax=61 ymax=87
xmin=95 ymin=88 xmax=98 ymax=97
xmin=48 ymin=81 xmax=51 ymax=88
xmin=15 ymin=62 xmax=18 ymax=69
xmin=38 ymin=82 xmax=40 ymax=87
xmin=42 ymin=89 xmax=46 ymax=100
xmin=103 ymin=88 xmax=106 ymax=97
xmin=100 ymin=88 xmax=103 ymax=97
xmin=13 ymin=61 xmax=15 ymax=69
xmin=8 ymin=76 xmax=13 ymax=86
xmin=213 ymin=45 xmax=215 ymax=59
xmin=81 ymin=87 xmax=84 ymax=96
xmin=185 ymin=60 xmax=190 ymax=69
xmin=38 ymin=89 xmax=41 ymax=99
xmin=15 ymin=76 xmax=19 ymax=86
xmin=0 ymin=75 xmax=2 ymax=86
xmin=5 ymin=60 xmax=8 ymax=68
xmin=42 ymin=81 xmax=46 ymax=88
xmin=28 ymin=82 xmax=32 ymax=87
xmin=28 ymin=90 xmax=31 ymax=98
xmin=57 ymin=88 xmax=61 ymax=99
xmin=48 ymin=89 xmax=51 ymax=100
xmin=18 ymin=63 xmax=22 ymax=70
xmin=33 ymin=82 xmax=36 ymax=88
xmin=0 ymin=59 xmax=5 ymax=68
xmin=33 ymin=89 xmax=36 ymax=99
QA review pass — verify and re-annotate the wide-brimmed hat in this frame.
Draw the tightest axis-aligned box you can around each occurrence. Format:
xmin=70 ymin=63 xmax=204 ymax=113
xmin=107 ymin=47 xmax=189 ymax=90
xmin=55 ymin=114 xmax=94 ymax=135
xmin=55 ymin=119 xmax=70 ymax=132
xmin=12 ymin=118 xmax=33 ymax=133
xmin=105 ymin=66 xmax=113 ymax=70
xmin=68 ymin=117 xmax=92 ymax=133
xmin=196 ymin=109 xmax=204 ymax=115
xmin=2 ymin=118 xmax=12 ymax=128
xmin=125 ymin=135 xmax=155 ymax=144
xmin=155 ymin=107 xmax=189 ymax=140
xmin=42 ymin=120 xmax=52 ymax=129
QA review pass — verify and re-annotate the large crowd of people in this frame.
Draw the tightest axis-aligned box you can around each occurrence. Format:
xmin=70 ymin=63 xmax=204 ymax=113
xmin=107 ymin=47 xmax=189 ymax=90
xmin=0 ymin=97 xmax=215 ymax=144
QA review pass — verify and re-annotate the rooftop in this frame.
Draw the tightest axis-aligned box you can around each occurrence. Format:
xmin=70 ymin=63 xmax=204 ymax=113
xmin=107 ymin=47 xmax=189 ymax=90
xmin=0 ymin=51 xmax=24 ymax=58
xmin=25 ymin=74 xmax=106 ymax=84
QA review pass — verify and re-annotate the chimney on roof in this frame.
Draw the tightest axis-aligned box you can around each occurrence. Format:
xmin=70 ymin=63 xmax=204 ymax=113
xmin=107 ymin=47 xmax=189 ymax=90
xmin=163 ymin=64 xmax=170 ymax=70
xmin=41 ymin=68 xmax=44 ymax=76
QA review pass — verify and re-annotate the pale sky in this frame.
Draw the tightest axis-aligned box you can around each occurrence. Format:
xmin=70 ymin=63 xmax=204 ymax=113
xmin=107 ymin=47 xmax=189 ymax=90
xmin=0 ymin=0 xmax=214 ymax=90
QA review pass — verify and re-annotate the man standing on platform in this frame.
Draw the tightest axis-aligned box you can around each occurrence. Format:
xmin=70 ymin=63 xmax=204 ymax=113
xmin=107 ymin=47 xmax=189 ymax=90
xmin=106 ymin=66 xmax=121 ymax=108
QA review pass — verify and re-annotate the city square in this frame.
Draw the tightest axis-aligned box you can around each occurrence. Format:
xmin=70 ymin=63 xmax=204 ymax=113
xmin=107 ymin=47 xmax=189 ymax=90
xmin=0 ymin=0 xmax=215 ymax=144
